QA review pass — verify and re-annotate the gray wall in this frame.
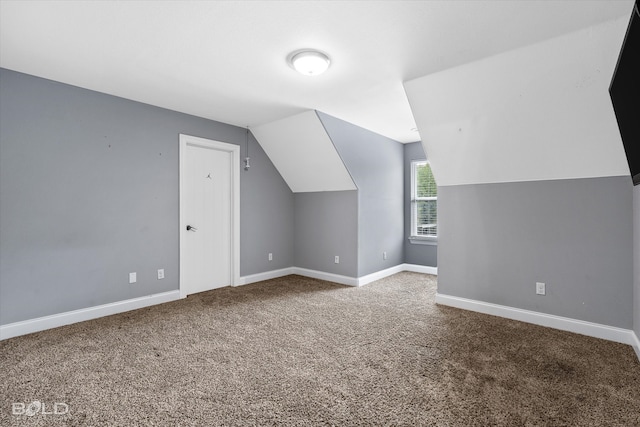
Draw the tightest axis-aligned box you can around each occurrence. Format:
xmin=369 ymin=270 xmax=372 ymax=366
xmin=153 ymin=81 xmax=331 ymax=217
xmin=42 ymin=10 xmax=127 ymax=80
xmin=438 ymin=176 xmax=633 ymax=329
xmin=634 ymin=184 xmax=640 ymax=338
xmin=240 ymin=132 xmax=294 ymax=276
xmin=317 ymin=112 xmax=404 ymax=277
xmin=293 ymin=191 xmax=358 ymax=277
xmin=0 ymin=68 xmax=293 ymax=325
xmin=403 ymin=142 xmax=437 ymax=267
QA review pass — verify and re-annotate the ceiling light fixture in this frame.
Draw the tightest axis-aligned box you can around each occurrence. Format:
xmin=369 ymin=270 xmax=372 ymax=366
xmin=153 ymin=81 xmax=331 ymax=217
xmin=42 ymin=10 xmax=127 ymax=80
xmin=289 ymin=50 xmax=331 ymax=76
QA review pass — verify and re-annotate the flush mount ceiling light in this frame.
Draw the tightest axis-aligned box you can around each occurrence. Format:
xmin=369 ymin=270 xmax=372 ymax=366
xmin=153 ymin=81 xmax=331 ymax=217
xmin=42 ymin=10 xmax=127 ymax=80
xmin=289 ymin=50 xmax=331 ymax=76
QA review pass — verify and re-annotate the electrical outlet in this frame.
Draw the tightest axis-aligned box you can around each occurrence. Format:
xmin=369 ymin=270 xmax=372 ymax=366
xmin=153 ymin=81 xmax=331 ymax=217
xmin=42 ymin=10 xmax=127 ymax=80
xmin=334 ymin=256 xmax=340 ymax=264
xmin=383 ymin=251 xmax=387 ymax=260
xmin=157 ymin=269 xmax=165 ymax=280
xmin=536 ymin=282 xmax=546 ymax=295
xmin=268 ymin=253 xmax=273 ymax=261
xmin=129 ymin=272 xmax=137 ymax=284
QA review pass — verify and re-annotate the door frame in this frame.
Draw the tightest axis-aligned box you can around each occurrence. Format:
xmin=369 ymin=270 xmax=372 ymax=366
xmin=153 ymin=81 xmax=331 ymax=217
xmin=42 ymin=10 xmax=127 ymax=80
xmin=179 ymin=134 xmax=240 ymax=298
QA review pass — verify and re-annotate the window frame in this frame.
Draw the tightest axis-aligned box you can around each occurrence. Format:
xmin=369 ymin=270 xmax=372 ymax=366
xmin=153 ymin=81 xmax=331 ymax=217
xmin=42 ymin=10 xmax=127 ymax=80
xmin=410 ymin=160 xmax=437 ymax=244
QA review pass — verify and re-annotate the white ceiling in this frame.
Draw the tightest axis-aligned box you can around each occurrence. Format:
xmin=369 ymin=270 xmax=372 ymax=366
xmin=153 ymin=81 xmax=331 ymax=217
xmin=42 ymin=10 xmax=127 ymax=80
xmin=252 ymin=111 xmax=357 ymax=193
xmin=0 ymin=0 xmax=633 ymax=143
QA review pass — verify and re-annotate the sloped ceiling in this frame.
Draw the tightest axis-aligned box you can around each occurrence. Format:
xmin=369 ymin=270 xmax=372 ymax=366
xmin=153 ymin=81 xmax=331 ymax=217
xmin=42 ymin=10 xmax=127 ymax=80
xmin=0 ymin=1 xmax=633 ymax=144
xmin=404 ymin=17 xmax=631 ymax=187
xmin=251 ymin=110 xmax=356 ymax=193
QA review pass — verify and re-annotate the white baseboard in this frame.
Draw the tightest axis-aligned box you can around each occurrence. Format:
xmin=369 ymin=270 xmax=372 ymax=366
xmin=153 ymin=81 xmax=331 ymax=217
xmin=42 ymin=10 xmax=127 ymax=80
xmin=0 ymin=291 xmax=181 ymax=341
xmin=632 ymin=331 xmax=640 ymax=361
xmin=237 ymin=267 xmax=294 ymax=286
xmin=355 ymin=263 xmax=437 ymax=286
xmin=0 ymin=264 xmax=438 ymax=341
xmin=402 ymin=263 xmax=438 ymax=276
xmin=435 ymin=293 xmax=638 ymax=349
xmin=240 ymin=264 xmax=438 ymax=288
xmin=356 ymin=265 xmax=406 ymax=286
xmin=291 ymin=267 xmax=359 ymax=286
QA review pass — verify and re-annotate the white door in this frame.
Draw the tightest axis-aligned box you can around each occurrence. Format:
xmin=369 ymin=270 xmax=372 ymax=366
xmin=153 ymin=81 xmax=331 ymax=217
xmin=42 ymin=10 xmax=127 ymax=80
xmin=180 ymin=135 xmax=240 ymax=297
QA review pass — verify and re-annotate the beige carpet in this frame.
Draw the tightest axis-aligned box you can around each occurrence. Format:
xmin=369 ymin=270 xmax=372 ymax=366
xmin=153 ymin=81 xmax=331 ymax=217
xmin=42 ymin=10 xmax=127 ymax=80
xmin=1 ymin=272 xmax=639 ymax=426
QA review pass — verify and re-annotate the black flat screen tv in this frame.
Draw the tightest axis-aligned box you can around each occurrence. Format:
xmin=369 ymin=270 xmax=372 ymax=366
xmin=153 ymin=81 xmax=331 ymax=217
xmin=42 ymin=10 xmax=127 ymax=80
xmin=609 ymin=0 xmax=640 ymax=185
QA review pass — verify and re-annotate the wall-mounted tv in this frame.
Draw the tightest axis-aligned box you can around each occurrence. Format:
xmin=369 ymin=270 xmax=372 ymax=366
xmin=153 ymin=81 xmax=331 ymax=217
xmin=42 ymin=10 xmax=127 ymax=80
xmin=609 ymin=0 xmax=640 ymax=185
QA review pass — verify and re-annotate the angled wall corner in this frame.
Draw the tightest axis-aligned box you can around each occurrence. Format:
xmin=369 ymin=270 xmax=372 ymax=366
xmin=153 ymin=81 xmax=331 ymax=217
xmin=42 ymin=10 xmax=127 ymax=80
xmin=403 ymin=16 xmax=636 ymax=334
xmin=251 ymin=110 xmax=356 ymax=193
xmin=316 ymin=112 xmax=406 ymax=277
xmin=404 ymin=16 xmax=631 ymax=187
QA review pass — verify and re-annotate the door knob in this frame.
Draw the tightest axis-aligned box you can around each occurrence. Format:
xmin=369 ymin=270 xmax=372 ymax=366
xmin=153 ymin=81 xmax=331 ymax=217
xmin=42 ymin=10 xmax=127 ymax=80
xmin=186 ymin=225 xmax=197 ymax=232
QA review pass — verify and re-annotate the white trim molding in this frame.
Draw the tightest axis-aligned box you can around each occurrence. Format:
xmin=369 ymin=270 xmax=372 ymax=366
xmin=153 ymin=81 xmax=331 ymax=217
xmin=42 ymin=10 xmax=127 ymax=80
xmin=409 ymin=237 xmax=438 ymax=246
xmin=239 ymin=264 xmax=438 ymax=288
xmin=402 ymin=263 xmax=438 ymax=276
xmin=357 ymin=265 xmax=406 ymax=286
xmin=435 ymin=293 xmax=639 ymax=350
xmin=356 ymin=264 xmax=437 ymax=286
xmin=291 ymin=267 xmax=359 ymax=287
xmin=1 ymin=264 xmax=439 ymax=341
xmin=632 ymin=331 xmax=640 ymax=361
xmin=238 ymin=268 xmax=295 ymax=286
xmin=0 ymin=291 xmax=181 ymax=341
xmin=179 ymin=134 xmax=241 ymax=298
xmin=291 ymin=264 xmax=438 ymax=287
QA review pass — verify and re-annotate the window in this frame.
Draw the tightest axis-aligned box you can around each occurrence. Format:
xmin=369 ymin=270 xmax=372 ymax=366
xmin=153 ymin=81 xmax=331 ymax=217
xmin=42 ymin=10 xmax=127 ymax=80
xmin=411 ymin=161 xmax=437 ymax=240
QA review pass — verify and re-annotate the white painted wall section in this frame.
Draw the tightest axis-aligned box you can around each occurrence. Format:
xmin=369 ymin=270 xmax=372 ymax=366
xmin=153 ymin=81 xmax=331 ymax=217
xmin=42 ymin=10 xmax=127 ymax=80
xmin=251 ymin=110 xmax=356 ymax=193
xmin=404 ymin=17 xmax=631 ymax=187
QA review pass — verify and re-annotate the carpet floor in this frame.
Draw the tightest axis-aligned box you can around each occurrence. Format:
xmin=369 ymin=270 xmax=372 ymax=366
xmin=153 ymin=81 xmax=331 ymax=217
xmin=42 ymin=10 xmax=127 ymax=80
xmin=1 ymin=272 xmax=639 ymax=426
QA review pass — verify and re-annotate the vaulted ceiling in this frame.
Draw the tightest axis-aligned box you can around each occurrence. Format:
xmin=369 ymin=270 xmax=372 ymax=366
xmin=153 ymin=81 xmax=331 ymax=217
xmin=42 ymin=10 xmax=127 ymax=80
xmin=0 ymin=0 xmax=633 ymax=144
